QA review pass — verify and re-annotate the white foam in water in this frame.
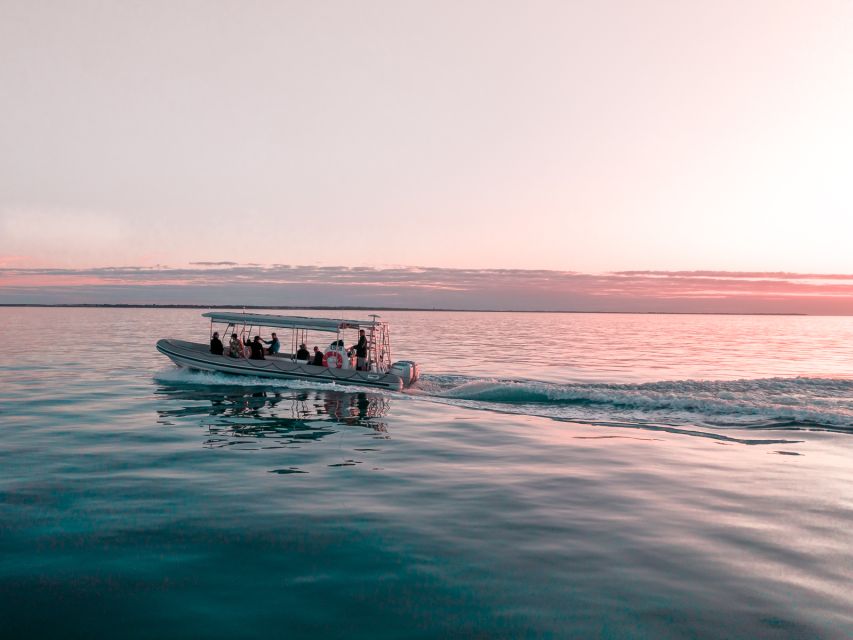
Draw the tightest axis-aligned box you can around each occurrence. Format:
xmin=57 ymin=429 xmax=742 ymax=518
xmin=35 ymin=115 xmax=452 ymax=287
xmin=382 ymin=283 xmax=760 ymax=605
xmin=154 ymin=366 xmax=393 ymax=396
xmin=429 ymin=376 xmax=853 ymax=430
xmin=154 ymin=366 xmax=853 ymax=430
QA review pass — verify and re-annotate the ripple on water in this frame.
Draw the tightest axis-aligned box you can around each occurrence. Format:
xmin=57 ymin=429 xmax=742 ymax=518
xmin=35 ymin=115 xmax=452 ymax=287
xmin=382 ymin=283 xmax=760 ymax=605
xmin=1 ymin=309 xmax=852 ymax=638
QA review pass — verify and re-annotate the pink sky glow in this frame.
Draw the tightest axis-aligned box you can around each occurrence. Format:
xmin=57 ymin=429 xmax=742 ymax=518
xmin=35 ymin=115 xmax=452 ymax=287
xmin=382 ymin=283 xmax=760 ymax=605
xmin=2 ymin=265 xmax=852 ymax=314
xmin=2 ymin=2 xmax=852 ymax=303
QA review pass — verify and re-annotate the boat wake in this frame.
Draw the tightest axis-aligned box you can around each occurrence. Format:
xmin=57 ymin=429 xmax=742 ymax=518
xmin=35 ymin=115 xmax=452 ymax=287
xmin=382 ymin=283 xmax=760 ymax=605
xmin=419 ymin=375 xmax=853 ymax=433
xmin=154 ymin=367 xmax=853 ymax=435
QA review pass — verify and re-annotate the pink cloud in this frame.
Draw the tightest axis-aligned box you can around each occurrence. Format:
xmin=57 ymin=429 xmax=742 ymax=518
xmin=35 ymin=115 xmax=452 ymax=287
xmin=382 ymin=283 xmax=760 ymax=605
xmin=1 ymin=265 xmax=852 ymax=314
xmin=0 ymin=255 xmax=32 ymax=268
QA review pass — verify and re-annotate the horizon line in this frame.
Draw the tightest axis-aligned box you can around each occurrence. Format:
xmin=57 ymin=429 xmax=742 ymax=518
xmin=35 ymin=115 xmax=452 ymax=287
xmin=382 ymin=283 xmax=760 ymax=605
xmin=0 ymin=303 xmax=814 ymax=316
xmin=3 ymin=264 xmax=852 ymax=315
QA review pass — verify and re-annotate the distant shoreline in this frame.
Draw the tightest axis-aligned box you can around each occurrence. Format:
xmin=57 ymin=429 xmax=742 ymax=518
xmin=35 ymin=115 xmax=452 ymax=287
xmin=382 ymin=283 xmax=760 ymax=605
xmin=0 ymin=303 xmax=809 ymax=316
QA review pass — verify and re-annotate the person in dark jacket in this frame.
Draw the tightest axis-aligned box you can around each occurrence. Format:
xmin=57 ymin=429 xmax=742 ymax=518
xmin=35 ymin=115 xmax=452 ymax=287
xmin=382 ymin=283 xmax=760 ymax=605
xmin=210 ymin=331 xmax=224 ymax=355
xmin=296 ymin=343 xmax=310 ymax=360
xmin=244 ymin=335 xmax=265 ymax=360
xmin=312 ymin=346 xmax=324 ymax=366
xmin=350 ymin=330 xmax=368 ymax=370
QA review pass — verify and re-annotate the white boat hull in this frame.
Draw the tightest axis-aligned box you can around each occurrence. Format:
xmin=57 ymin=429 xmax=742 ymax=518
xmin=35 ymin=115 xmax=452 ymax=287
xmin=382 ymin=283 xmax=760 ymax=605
xmin=156 ymin=339 xmax=406 ymax=391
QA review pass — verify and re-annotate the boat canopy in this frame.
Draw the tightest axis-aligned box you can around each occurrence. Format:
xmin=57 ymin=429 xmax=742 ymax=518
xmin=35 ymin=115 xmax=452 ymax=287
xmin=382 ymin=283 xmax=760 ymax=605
xmin=201 ymin=311 xmax=379 ymax=333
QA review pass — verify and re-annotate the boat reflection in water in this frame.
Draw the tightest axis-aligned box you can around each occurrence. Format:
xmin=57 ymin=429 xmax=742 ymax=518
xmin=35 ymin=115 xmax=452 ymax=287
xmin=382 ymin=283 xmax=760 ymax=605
xmin=155 ymin=383 xmax=391 ymax=448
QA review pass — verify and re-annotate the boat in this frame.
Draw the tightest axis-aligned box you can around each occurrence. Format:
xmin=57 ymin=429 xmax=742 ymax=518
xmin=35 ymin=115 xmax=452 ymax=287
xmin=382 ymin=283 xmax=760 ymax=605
xmin=156 ymin=311 xmax=420 ymax=391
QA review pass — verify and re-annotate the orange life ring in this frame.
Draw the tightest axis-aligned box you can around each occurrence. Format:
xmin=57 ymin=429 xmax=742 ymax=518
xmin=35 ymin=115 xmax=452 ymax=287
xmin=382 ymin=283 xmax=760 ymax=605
xmin=324 ymin=350 xmax=343 ymax=368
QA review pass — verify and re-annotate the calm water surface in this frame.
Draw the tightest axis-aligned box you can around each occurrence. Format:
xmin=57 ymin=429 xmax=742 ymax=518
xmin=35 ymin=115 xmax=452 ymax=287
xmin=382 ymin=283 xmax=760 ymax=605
xmin=1 ymin=309 xmax=852 ymax=638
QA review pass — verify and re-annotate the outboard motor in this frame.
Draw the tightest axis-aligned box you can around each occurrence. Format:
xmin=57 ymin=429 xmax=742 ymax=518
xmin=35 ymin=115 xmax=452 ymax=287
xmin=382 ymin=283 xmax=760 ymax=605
xmin=390 ymin=360 xmax=419 ymax=387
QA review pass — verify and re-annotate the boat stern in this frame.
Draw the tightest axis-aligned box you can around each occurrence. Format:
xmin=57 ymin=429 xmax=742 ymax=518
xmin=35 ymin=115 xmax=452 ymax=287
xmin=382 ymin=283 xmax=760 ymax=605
xmin=390 ymin=360 xmax=420 ymax=387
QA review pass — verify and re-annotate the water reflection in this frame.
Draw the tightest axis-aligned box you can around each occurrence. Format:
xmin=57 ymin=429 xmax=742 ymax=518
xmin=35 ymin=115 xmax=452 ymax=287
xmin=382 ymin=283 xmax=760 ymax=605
xmin=155 ymin=383 xmax=391 ymax=447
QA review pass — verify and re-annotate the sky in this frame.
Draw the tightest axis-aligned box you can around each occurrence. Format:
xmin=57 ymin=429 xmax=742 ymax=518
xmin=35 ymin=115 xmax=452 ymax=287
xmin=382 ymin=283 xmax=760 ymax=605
xmin=1 ymin=1 xmax=852 ymax=311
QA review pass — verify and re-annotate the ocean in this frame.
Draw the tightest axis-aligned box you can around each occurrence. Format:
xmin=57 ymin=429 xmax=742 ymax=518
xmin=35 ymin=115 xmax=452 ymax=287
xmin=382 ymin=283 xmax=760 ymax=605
xmin=1 ymin=308 xmax=851 ymax=638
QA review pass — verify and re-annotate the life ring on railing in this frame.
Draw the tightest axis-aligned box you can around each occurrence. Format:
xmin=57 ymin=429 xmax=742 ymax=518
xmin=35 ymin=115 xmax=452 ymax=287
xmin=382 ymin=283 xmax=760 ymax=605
xmin=324 ymin=350 xmax=343 ymax=368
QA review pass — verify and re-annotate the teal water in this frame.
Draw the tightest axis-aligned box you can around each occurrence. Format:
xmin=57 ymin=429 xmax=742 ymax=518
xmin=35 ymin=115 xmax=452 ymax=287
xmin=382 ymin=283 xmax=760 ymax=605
xmin=1 ymin=309 xmax=852 ymax=638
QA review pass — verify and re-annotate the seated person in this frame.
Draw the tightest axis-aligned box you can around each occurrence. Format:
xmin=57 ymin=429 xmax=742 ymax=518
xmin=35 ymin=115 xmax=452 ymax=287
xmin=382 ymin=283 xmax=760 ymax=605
xmin=262 ymin=332 xmax=280 ymax=355
xmin=210 ymin=331 xmax=224 ymax=355
xmin=312 ymin=346 xmax=324 ymax=366
xmin=296 ymin=343 xmax=310 ymax=361
xmin=228 ymin=333 xmax=244 ymax=358
xmin=244 ymin=335 xmax=266 ymax=360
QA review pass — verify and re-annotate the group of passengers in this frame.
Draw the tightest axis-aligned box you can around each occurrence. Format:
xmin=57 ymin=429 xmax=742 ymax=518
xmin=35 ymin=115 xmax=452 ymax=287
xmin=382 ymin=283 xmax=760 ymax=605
xmin=209 ymin=329 xmax=368 ymax=369
xmin=209 ymin=331 xmax=279 ymax=361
